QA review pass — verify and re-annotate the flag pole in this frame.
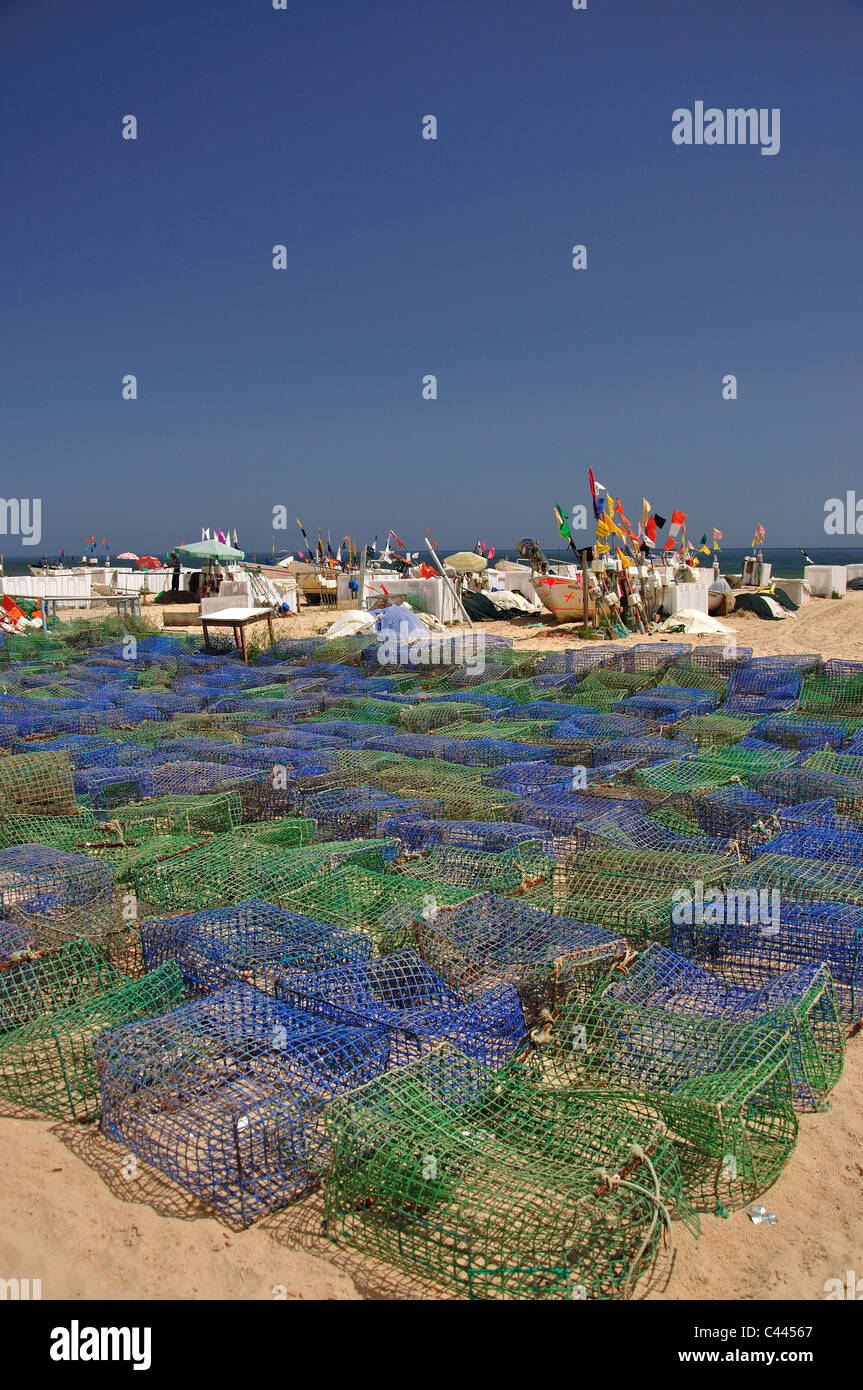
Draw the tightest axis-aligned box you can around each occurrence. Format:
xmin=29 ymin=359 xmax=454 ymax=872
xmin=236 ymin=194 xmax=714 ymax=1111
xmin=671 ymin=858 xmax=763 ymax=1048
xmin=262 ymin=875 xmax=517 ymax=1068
xmin=424 ymin=529 xmax=473 ymax=628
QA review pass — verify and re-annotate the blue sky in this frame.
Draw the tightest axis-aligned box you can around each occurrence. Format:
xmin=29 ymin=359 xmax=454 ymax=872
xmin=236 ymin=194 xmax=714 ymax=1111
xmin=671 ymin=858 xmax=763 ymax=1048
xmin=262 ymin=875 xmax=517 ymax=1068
xmin=2 ymin=0 xmax=861 ymax=554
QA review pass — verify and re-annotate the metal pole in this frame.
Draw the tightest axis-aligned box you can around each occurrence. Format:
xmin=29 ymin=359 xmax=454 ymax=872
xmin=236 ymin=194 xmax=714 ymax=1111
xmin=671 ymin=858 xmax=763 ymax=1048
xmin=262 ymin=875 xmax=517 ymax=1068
xmin=424 ymin=533 xmax=473 ymax=628
xmin=358 ymin=542 xmax=367 ymax=611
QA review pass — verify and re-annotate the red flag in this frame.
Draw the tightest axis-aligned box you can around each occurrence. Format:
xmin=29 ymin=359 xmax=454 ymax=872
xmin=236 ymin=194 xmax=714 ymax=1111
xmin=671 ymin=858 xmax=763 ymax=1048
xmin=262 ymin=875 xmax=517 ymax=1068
xmin=488 ymin=546 xmax=495 ymax=560
xmin=664 ymin=510 xmax=687 ymax=551
xmin=588 ymin=468 xmax=603 ymax=520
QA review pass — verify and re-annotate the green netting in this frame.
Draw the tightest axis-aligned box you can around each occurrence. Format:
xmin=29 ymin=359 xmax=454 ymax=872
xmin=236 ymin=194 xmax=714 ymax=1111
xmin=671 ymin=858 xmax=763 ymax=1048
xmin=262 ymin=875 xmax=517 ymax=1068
xmin=0 ymin=631 xmax=69 ymax=664
xmin=635 ymin=749 xmax=789 ymax=796
xmin=524 ymin=849 xmax=728 ymax=947
xmin=729 ymin=854 xmax=863 ymax=907
xmin=308 ymin=697 xmax=403 ymax=727
xmin=541 ymin=992 xmax=797 ymax=1213
xmin=433 ymin=678 xmax=538 ymax=704
xmin=0 ymin=751 xmax=78 ymax=817
xmin=322 ymin=1046 xmax=696 ymax=1299
xmin=399 ymin=702 xmax=488 ymax=733
xmin=108 ymin=790 xmax=243 ymax=839
xmin=648 ymin=808 xmax=706 ymax=838
xmin=0 ymin=808 xmax=100 ymax=851
xmin=798 ymin=672 xmax=863 ymax=717
xmin=367 ymin=761 xmax=518 ymax=821
xmin=0 ymin=939 xmax=120 ymax=1030
xmin=132 ymin=832 xmax=394 ymax=914
xmin=285 ymin=864 xmax=476 ymax=952
xmin=670 ymin=714 xmax=757 ymax=749
xmin=391 ymin=845 xmax=547 ymax=896
xmin=802 ymin=750 xmax=863 ymax=779
xmin=0 ymin=959 xmax=183 ymax=1119
xmin=658 ymin=663 xmax=728 ymax=699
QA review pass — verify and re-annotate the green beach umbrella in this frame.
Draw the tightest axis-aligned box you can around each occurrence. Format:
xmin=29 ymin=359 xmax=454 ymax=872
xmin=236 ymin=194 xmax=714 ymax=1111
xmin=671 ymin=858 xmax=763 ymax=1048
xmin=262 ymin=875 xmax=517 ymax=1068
xmin=175 ymin=540 xmax=245 ymax=561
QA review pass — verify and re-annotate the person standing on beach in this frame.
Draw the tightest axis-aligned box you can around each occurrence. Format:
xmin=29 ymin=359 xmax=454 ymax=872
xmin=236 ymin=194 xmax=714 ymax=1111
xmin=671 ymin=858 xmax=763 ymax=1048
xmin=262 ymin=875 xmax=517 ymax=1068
xmin=170 ymin=551 xmax=181 ymax=593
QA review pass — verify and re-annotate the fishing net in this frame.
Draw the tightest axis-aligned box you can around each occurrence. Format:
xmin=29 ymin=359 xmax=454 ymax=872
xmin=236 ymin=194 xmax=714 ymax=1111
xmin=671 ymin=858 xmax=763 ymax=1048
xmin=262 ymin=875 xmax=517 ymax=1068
xmin=598 ymin=944 xmax=843 ymax=1112
xmin=417 ymin=892 xmax=628 ymax=1022
xmin=0 ymin=958 xmax=182 ymax=1120
xmin=322 ymin=1046 xmax=695 ymax=1299
xmin=96 ymin=983 xmax=392 ymax=1226
xmin=0 ymin=750 xmax=77 ymax=817
xmin=542 ymin=988 xmax=797 ymax=1212
xmin=276 ymin=950 xmax=526 ymax=1068
xmin=140 ymin=897 xmax=373 ymax=997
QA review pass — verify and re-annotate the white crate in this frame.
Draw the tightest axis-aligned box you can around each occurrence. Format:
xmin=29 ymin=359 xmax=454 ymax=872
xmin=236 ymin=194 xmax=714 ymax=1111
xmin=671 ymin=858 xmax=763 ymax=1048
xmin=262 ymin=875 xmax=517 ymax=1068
xmin=805 ymin=565 xmax=846 ymax=598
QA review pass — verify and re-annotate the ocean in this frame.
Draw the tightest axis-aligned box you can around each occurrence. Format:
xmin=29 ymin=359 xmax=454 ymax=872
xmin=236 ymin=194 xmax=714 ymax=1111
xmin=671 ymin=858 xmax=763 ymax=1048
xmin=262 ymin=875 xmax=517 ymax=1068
xmin=3 ymin=545 xmax=862 ymax=581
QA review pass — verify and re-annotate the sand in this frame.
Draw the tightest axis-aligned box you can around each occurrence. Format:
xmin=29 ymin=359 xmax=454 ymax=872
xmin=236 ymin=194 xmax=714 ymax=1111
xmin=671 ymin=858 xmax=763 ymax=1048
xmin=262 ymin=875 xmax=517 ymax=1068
xmin=1 ymin=588 xmax=860 ymax=1301
xmin=134 ymin=584 xmax=863 ymax=663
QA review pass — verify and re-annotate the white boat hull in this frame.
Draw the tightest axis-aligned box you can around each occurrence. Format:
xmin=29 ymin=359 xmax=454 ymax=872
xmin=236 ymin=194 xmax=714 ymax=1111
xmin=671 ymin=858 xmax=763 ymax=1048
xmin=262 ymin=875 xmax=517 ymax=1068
xmin=533 ymin=574 xmax=586 ymax=622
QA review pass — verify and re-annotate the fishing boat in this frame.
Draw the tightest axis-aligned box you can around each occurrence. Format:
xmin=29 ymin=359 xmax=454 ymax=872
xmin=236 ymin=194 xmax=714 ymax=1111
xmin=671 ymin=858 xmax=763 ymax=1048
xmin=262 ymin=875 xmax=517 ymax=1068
xmin=532 ymin=571 xmax=587 ymax=622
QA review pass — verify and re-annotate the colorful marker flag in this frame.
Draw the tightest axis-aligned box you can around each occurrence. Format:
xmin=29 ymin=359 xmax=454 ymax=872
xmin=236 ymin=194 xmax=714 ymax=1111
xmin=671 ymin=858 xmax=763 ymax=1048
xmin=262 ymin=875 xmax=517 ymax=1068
xmin=712 ymin=527 xmax=723 ymax=552
xmin=588 ymin=468 xmax=606 ymax=521
xmin=664 ymin=510 xmax=687 ymax=552
xmin=554 ymin=503 xmax=572 ymax=543
xmin=753 ymin=523 xmax=766 ymax=545
xmin=699 ymin=534 xmax=711 ymax=555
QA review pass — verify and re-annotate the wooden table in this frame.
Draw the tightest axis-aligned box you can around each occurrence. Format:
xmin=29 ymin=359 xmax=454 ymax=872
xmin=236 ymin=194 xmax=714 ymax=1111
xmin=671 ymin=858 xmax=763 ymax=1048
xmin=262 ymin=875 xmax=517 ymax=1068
xmin=199 ymin=606 xmax=275 ymax=662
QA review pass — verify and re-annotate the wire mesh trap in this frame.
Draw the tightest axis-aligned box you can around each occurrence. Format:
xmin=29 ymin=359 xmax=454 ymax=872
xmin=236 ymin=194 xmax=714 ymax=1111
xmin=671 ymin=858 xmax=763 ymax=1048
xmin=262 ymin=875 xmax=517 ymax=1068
xmin=0 ymin=957 xmax=182 ymax=1120
xmin=275 ymin=950 xmax=526 ymax=1068
xmin=417 ymin=893 xmax=628 ymax=1022
xmin=95 ymin=982 xmax=393 ymax=1226
xmin=139 ymin=897 xmax=373 ymax=997
xmin=321 ymin=1045 xmax=695 ymax=1299
xmin=541 ymin=989 xmax=798 ymax=1212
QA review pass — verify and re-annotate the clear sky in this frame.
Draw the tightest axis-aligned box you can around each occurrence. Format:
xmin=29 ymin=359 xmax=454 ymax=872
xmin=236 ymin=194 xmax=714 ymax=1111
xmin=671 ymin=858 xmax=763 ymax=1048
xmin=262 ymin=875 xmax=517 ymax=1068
xmin=2 ymin=0 xmax=861 ymax=555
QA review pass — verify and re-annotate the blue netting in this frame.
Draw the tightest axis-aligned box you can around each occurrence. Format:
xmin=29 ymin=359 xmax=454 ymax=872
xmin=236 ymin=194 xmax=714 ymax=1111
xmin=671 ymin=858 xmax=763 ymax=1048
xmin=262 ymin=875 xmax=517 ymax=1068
xmin=751 ymin=717 xmax=847 ymax=752
xmin=0 ymin=844 xmax=114 ymax=917
xmin=751 ymin=826 xmax=863 ymax=867
xmin=96 ymin=983 xmax=392 ymax=1225
xmin=608 ymin=643 xmax=691 ymax=672
xmin=275 ymin=949 xmax=526 ymax=1068
xmin=599 ymin=943 xmax=842 ymax=1111
xmin=593 ymin=737 xmax=695 ymax=767
xmin=382 ymin=817 xmax=547 ymax=854
xmin=0 ymin=917 xmax=39 ymax=964
xmin=140 ymin=897 xmax=373 ymax=997
xmin=672 ymin=899 xmax=863 ymax=1023
xmin=613 ymin=688 xmax=718 ymax=723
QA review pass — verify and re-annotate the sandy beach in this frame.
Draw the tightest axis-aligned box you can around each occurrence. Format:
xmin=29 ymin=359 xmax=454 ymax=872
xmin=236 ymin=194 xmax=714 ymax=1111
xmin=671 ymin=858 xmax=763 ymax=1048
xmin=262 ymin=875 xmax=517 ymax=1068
xmin=0 ymin=587 xmax=860 ymax=1301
